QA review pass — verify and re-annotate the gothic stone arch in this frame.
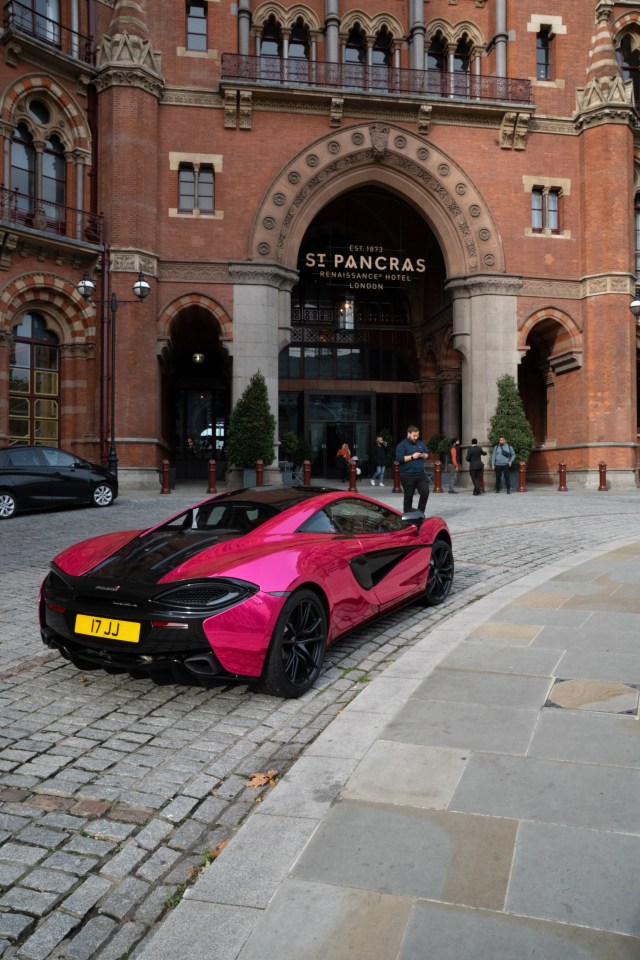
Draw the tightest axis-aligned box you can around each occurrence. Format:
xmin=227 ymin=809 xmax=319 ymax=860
xmin=249 ymin=122 xmax=504 ymax=279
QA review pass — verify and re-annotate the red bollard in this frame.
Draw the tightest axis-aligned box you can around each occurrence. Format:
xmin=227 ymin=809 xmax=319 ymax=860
xmin=517 ymin=460 xmax=527 ymax=493
xmin=392 ymin=460 xmax=401 ymax=493
xmin=303 ymin=459 xmax=311 ymax=485
xmin=348 ymin=459 xmax=358 ymax=492
xmin=207 ymin=459 xmax=217 ymax=494
xmin=558 ymin=461 xmax=568 ymax=492
xmin=433 ymin=460 xmax=443 ymax=493
xmin=479 ymin=469 xmax=485 ymax=493
xmin=160 ymin=459 xmax=171 ymax=495
xmin=598 ymin=461 xmax=607 ymax=491
xmin=256 ymin=459 xmax=264 ymax=487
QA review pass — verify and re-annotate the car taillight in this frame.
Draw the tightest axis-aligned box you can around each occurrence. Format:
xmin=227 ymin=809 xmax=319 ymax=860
xmin=151 ymin=621 xmax=189 ymax=629
xmin=47 ymin=603 xmax=66 ymax=613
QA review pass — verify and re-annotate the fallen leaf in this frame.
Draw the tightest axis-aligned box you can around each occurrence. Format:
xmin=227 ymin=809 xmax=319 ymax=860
xmin=245 ymin=769 xmax=278 ymax=788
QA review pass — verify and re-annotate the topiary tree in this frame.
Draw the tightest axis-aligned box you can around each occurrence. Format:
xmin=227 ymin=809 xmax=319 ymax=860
xmin=226 ymin=371 xmax=276 ymax=468
xmin=488 ymin=373 xmax=535 ymax=464
xmin=426 ymin=433 xmax=451 ymax=463
xmin=278 ymin=430 xmax=310 ymax=466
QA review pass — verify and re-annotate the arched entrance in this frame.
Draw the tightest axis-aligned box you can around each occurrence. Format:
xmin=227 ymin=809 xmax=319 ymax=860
xmin=278 ymin=183 xmax=452 ymax=476
xmin=233 ymin=122 xmax=514 ymax=462
xmin=160 ymin=303 xmax=231 ymax=480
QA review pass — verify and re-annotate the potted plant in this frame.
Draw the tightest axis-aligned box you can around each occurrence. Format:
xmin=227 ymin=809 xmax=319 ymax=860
xmin=225 ymin=371 xmax=276 ymax=486
xmin=488 ymin=374 xmax=535 ymax=476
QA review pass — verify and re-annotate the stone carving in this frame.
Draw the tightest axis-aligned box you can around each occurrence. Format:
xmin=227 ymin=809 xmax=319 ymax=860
xmin=288 ymin=171 xmax=301 ymax=184
xmin=394 ymin=135 xmax=407 ymax=149
xmin=159 ymin=263 xmax=229 ymax=282
xmin=369 ymin=124 xmax=390 ymax=160
xmin=417 ymin=105 xmax=432 ymax=134
xmin=94 ymin=32 xmax=164 ymax=99
xmin=224 ymin=89 xmax=238 ymax=128
xmin=239 ymin=91 xmax=252 ymax=129
xmin=499 ymin=111 xmax=530 ymax=150
xmin=328 ymin=141 xmax=341 ymax=154
xmin=330 ymin=98 xmax=344 ymax=127
xmin=306 ymin=154 xmax=319 ymax=167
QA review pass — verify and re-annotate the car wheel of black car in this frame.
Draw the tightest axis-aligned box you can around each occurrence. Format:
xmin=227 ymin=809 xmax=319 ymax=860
xmin=91 ymin=483 xmax=115 ymax=508
xmin=424 ymin=538 xmax=454 ymax=606
xmin=0 ymin=491 xmax=17 ymax=520
xmin=262 ymin=588 xmax=327 ymax=698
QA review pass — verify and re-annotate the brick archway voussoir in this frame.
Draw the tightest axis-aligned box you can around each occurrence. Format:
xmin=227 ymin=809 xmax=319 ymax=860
xmin=249 ymin=122 xmax=504 ymax=278
xmin=158 ymin=294 xmax=233 ymax=343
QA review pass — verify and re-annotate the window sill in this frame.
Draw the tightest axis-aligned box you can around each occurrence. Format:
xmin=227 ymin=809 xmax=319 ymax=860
xmin=525 ymin=227 xmax=571 ymax=239
xmin=176 ymin=47 xmax=218 ymax=59
xmin=169 ymin=208 xmax=224 ymax=220
xmin=530 ymin=78 xmax=565 ymax=89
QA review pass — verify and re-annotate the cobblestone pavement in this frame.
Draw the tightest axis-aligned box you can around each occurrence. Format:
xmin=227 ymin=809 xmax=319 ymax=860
xmin=1 ymin=484 xmax=640 ymax=959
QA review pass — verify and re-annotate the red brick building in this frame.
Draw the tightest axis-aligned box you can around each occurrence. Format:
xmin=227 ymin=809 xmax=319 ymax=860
xmin=1 ymin=0 xmax=638 ymax=487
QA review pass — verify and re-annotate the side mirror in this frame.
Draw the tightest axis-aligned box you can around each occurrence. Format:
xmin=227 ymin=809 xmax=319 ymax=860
xmin=401 ymin=510 xmax=425 ymax=532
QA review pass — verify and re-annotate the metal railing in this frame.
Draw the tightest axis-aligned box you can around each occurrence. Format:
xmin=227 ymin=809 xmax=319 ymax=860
xmin=0 ymin=185 xmax=103 ymax=244
xmin=3 ymin=0 xmax=94 ymax=63
xmin=221 ymin=54 xmax=532 ymax=105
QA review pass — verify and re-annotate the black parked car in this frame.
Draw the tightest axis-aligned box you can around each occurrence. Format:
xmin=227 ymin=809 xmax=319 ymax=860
xmin=0 ymin=446 xmax=118 ymax=519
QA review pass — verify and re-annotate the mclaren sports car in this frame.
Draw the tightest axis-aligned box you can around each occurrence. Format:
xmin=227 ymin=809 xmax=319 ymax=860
xmin=40 ymin=486 xmax=454 ymax=698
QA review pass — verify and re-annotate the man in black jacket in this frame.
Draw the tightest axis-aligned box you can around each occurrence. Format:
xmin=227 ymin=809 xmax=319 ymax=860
xmin=466 ymin=438 xmax=486 ymax=496
xmin=395 ymin=426 xmax=430 ymax=513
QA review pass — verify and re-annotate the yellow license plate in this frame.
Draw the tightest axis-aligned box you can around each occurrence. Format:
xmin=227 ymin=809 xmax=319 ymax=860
xmin=75 ymin=613 xmax=140 ymax=644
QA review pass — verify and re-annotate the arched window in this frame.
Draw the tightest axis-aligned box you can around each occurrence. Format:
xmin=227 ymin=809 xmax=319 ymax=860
xmin=261 ymin=15 xmax=282 ymax=57
xmin=10 ymin=312 xmax=60 ymax=446
xmin=427 ymin=33 xmax=447 ymax=96
xmin=427 ymin=33 xmax=446 ymax=72
xmin=42 ymin=134 xmax=66 ymax=229
xmin=453 ymin=36 xmax=472 ymax=95
xmin=287 ymin=19 xmax=310 ymax=83
xmin=345 ymin=24 xmax=366 ymax=64
xmin=9 ymin=104 xmax=67 ymax=233
xmin=372 ymin=27 xmax=392 ymax=66
xmin=10 ymin=124 xmax=35 ymax=221
xmin=289 ymin=20 xmax=309 ymax=60
xmin=617 ymin=32 xmax=640 ymax=105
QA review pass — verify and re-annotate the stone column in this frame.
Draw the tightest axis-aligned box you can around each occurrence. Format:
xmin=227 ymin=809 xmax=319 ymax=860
xmin=228 ymin=263 xmax=298 ymax=462
xmin=447 ymin=276 xmax=522 ymax=446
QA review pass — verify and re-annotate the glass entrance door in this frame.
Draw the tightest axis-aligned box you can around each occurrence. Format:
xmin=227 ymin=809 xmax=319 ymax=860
xmin=307 ymin=393 xmax=373 ymax=478
xmin=174 ymin=389 xmax=228 ymax=479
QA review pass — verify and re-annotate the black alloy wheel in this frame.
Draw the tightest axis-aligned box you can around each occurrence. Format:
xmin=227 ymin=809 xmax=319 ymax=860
xmin=424 ymin=538 xmax=454 ymax=606
xmin=262 ymin=588 xmax=327 ymax=698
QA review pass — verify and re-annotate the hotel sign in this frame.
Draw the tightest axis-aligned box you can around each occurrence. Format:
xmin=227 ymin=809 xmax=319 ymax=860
xmin=303 ymin=245 xmax=426 ymax=291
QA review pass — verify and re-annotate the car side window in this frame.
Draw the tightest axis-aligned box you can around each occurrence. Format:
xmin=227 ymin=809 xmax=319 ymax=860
xmin=324 ymin=499 xmax=405 ymax=535
xmin=298 ymin=510 xmax=338 ymax=534
xmin=40 ymin=449 xmax=76 ymax=468
xmin=6 ymin=448 xmax=40 ymax=467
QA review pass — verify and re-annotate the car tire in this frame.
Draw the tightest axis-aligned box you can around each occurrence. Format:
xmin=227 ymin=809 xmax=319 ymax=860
xmin=0 ymin=491 xmax=17 ymax=520
xmin=423 ymin=538 xmax=454 ymax=606
xmin=261 ymin=588 xmax=327 ymax=698
xmin=91 ymin=483 xmax=115 ymax=508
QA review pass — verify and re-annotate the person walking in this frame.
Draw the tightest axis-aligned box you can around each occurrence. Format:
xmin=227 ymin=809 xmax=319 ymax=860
xmin=395 ymin=425 xmax=430 ymax=514
xmin=336 ymin=442 xmax=351 ymax=481
xmin=492 ymin=435 xmax=515 ymax=493
xmin=446 ymin=438 xmax=460 ymax=494
xmin=466 ymin=438 xmax=486 ymax=495
xmin=370 ymin=436 xmax=387 ymax=487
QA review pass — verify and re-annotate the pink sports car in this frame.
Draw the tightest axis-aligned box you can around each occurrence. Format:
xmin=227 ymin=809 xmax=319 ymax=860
xmin=40 ymin=486 xmax=453 ymax=698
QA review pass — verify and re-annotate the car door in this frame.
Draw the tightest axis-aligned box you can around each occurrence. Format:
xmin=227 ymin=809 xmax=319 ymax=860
xmin=326 ymin=498 xmax=429 ymax=610
xmin=1 ymin=447 xmax=53 ymax=507
xmin=39 ymin=448 xmax=90 ymax=503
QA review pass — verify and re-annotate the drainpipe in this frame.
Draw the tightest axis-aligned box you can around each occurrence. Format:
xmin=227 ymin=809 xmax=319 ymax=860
xmin=494 ymin=0 xmax=507 ymax=77
xmin=238 ymin=0 xmax=250 ymax=56
xmin=410 ymin=0 xmax=425 ymax=71
xmin=325 ymin=0 xmax=339 ymax=63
